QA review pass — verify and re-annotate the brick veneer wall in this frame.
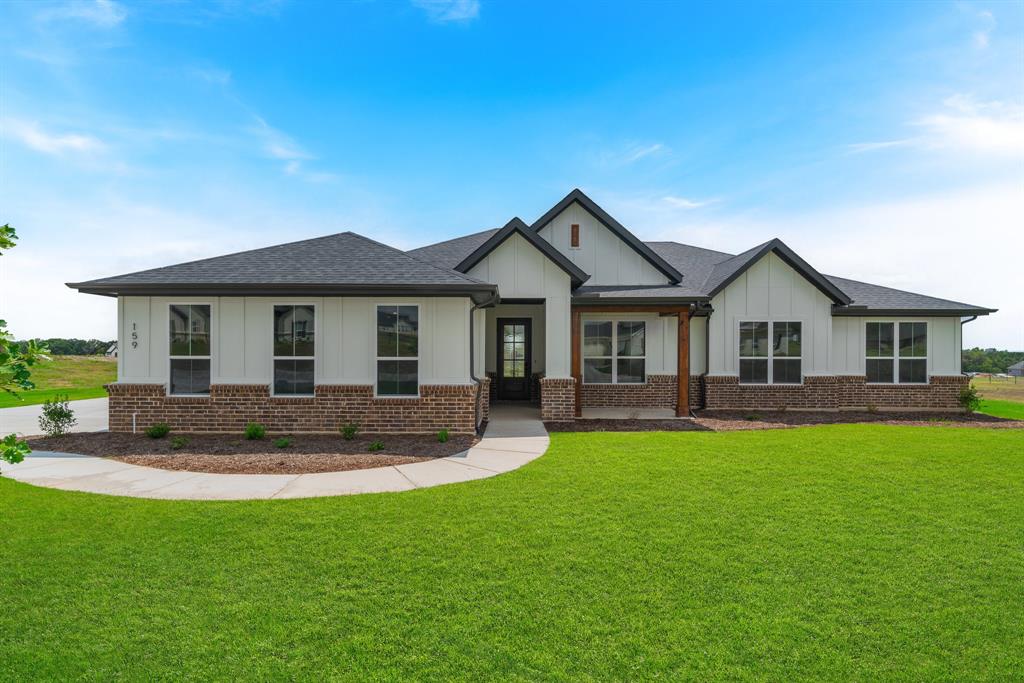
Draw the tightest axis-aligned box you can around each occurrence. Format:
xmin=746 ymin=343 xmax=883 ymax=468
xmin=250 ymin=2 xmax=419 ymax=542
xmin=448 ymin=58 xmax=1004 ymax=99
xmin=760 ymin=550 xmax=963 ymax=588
xmin=540 ymin=377 xmax=576 ymax=421
xmin=107 ymin=382 xmax=480 ymax=434
xmin=580 ymin=374 xmax=705 ymax=410
xmin=703 ymin=374 xmax=967 ymax=411
xmin=476 ymin=377 xmax=490 ymax=427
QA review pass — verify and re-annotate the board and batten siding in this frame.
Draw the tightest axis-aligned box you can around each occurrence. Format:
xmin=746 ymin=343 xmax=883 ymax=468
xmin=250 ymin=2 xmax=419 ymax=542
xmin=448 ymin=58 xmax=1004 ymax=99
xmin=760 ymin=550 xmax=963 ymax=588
xmin=537 ymin=202 xmax=669 ymax=286
xmin=117 ymin=295 xmax=476 ymax=387
xmin=707 ymin=252 xmax=833 ymax=377
xmin=831 ymin=316 xmax=961 ymax=376
xmin=466 ymin=231 xmax=573 ymax=378
xmin=575 ymin=312 xmax=707 ymax=376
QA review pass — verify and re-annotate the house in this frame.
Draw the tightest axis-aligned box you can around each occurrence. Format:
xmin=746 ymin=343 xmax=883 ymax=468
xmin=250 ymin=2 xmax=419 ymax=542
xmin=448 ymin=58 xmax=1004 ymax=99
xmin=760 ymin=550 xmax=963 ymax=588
xmin=1009 ymin=361 xmax=1024 ymax=377
xmin=106 ymin=342 xmax=118 ymax=358
xmin=68 ymin=189 xmax=996 ymax=434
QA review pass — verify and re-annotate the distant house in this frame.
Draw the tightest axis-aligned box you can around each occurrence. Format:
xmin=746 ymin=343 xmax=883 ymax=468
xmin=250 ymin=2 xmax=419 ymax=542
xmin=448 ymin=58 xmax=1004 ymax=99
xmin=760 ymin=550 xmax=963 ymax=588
xmin=1010 ymin=361 xmax=1024 ymax=377
xmin=67 ymin=188 xmax=998 ymax=434
xmin=106 ymin=342 xmax=117 ymax=358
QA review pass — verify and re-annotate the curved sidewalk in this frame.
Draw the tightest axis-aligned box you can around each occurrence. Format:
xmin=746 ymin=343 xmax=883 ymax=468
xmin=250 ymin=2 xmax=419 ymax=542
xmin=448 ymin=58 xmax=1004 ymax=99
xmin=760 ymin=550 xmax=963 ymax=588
xmin=0 ymin=405 xmax=548 ymax=501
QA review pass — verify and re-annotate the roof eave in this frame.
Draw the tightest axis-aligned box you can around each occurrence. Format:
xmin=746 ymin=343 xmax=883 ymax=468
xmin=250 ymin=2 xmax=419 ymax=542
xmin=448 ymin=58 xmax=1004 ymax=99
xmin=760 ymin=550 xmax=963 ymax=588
xmin=708 ymin=239 xmax=852 ymax=305
xmin=831 ymin=306 xmax=997 ymax=317
xmin=66 ymin=281 xmax=499 ymax=303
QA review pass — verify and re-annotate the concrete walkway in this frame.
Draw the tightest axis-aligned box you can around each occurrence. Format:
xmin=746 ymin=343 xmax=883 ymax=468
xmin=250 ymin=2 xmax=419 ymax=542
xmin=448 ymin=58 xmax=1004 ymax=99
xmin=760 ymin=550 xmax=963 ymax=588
xmin=0 ymin=404 xmax=548 ymax=501
xmin=0 ymin=397 xmax=109 ymax=436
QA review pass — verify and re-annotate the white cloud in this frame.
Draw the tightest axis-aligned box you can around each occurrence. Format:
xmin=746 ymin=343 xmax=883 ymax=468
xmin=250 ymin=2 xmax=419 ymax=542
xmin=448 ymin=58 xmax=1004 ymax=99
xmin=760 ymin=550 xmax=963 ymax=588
xmin=245 ymin=116 xmax=337 ymax=182
xmin=189 ymin=66 xmax=232 ymax=85
xmin=661 ymin=195 xmax=716 ymax=210
xmin=625 ymin=143 xmax=665 ymax=163
xmin=38 ymin=0 xmax=127 ymax=27
xmin=411 ymin=0 xmax=480 ymax=23
xmin=972 ymin=8 xmax=995 ymax=49
xmin=2 ymin=119 xmax=105 ymax=155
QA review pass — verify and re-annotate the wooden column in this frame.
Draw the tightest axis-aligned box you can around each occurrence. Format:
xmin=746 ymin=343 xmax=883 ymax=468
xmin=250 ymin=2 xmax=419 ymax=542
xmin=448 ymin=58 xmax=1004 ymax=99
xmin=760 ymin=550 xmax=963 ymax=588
xmin=677 ymin=307 xmax=691 ymax=417
xmin=571 ymin=307 xmax=582 ymax=417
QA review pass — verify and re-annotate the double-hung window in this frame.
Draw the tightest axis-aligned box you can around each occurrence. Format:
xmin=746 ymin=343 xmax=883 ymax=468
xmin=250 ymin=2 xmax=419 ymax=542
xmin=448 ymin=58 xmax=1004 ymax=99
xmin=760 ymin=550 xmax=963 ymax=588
xmin=377 ymin=305 xmax=419 ymax=396
xmin=169 ymin=304 xmax=211 ymax=395
xmin=582 ymin=320 xmax=646 ymax=384
xmin=739 ymin=321 xmax=802 ymax=384
xmin=273 ymin=305 xmax=315 ymax=395
xmin=866 ymin=322 xmax=927 ymax=384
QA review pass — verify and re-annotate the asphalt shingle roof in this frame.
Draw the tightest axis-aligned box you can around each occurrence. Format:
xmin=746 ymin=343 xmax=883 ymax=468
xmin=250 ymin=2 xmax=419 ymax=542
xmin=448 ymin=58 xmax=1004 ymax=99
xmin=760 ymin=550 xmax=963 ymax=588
xmin=407 ymin=229 xmax=500 ymax=270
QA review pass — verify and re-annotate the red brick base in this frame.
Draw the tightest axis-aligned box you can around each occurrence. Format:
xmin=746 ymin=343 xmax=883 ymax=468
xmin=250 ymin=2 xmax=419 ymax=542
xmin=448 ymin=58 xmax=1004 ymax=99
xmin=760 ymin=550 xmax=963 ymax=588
xmin=702 ymin=374 xmax=967 ymax=411
xmin=107 ymin=382 xmax=480 ymax=434
xmin=580 ymin=374 xmax=704 ymax=410
xmin=540 ymin=377 xmax=576 ymax=421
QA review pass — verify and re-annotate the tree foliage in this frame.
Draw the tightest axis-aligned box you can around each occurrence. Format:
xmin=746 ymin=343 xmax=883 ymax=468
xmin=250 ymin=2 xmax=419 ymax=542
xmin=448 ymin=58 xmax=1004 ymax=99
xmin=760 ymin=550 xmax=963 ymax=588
xmin=17 ymin=338 xmax=115 ymax=355
xmin=961 ymin=347 xmax=1024 ymax=374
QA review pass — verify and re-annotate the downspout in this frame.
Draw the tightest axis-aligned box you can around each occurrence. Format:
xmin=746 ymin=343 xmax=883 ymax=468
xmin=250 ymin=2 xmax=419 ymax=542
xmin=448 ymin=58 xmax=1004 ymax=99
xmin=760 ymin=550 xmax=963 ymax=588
xmin=703 ymin=304 xmax=712 ymax=413
xmin=960 ymin=315 xmax=978 ymax=377
xmin=470 ymin=292 xmax=500 ymax=435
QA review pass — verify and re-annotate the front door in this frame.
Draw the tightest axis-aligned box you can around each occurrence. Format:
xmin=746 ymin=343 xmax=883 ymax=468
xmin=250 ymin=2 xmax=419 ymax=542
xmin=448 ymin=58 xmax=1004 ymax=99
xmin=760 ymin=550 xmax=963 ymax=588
xmin=497 ymin=318 xmax=531 ymax=400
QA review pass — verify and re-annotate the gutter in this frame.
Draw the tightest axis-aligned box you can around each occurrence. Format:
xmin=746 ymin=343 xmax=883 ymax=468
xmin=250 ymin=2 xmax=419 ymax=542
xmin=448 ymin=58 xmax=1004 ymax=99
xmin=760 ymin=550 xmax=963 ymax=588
xmin=469 ymin=291 xmax=500 ymax=435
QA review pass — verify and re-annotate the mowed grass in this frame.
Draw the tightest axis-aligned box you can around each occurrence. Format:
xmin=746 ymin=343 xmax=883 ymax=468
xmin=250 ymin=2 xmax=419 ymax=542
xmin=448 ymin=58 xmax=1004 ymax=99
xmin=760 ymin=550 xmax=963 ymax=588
xmin=0 ymin=355 xmax=115 ymax=408
xmin=972 ymin=376 xmax=1024 ymax=420
xmin=2 ymin=425 xmax=1023 ymax=680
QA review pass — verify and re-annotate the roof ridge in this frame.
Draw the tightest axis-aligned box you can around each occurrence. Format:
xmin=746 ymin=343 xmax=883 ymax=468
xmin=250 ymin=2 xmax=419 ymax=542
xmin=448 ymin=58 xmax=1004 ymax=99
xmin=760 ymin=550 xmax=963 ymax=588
xmin=347 ymin=232 xmax=489 ymax=285
xmin=408 ymin=227 xmax=499 ymax=253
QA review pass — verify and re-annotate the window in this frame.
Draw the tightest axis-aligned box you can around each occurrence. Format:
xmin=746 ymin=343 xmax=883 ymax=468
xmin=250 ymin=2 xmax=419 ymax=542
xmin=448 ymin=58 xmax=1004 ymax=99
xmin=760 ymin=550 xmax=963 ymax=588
xmin=273 ymin=305 xmax=315 ymax=395
xmin=570 ymin=223 xmax=580 ymax=249
xmin=169 ymin=304 xmax=211 ymax=395
xmin=377 ymin=305 xmax=419 ymax=396
xmin=583 ymin=320 xmax=645 ymax=384
xmin=739 ymin=321 xmax=801 ymax=384
xmin=866 ymin=322 xmax=927 ymax=384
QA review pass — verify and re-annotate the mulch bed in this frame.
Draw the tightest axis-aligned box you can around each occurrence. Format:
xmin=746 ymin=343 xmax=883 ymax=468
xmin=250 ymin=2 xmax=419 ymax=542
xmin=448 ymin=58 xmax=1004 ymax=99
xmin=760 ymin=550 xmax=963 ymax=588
xmin=26 ymin=432 xmax=477 ymax=475
xmin=548 ymin=410 xmax=1024 ymax=433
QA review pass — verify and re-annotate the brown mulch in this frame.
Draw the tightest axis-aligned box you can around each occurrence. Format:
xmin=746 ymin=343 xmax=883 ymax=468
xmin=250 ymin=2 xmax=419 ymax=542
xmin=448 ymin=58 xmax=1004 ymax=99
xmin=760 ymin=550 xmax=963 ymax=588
xmin=548 ymin=410 xmax=1024 ymax=433
xmin=25 ymin=432 xmax=477 ymax=475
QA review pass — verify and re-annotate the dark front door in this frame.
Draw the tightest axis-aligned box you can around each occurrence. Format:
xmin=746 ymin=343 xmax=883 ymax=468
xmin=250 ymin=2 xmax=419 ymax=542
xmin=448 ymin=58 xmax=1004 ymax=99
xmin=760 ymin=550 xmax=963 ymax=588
xmin=497 ymin=318 xmax=531 ymax=400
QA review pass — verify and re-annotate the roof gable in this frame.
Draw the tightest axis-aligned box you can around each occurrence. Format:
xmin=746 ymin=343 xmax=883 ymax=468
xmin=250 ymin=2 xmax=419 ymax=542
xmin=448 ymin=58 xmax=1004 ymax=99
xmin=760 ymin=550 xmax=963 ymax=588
xmin=703 ymin=238 xmax=852 ymax=305
xmin=455 ymin=217 xmax=590 ymax=287
xmin=530 ymin=189 xmax=683 ymax=284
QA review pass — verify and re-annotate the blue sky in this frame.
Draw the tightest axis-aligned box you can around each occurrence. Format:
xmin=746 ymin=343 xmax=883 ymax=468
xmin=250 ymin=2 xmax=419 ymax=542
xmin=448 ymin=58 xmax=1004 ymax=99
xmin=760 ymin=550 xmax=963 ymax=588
xmin=1 ymin=0 xmax=1021 ymax=348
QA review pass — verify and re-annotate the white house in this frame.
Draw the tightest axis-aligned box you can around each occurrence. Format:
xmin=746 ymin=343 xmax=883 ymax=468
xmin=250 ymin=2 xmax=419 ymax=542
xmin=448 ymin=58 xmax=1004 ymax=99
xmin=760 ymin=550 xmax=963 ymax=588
xmin=69 ymin=189 xmax=995 ymax=433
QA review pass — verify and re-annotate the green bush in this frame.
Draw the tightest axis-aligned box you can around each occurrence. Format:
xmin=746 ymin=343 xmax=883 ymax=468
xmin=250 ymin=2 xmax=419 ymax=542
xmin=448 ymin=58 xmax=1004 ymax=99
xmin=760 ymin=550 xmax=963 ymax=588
xmin=38 ymin=394 xmax=77 ymax=437
xmin=340 ymin=423 xmax=359 ymax=440
xmin=170 ymin=436 xmax=188 ymax=450
xmin=959 ymin=384 xmax=982 ymax=414
xmin=368 ymin=439 xmax=384 ymax=452
xmin=245 ymin=422 xmax=266 ymax=440
xmin=744 ymin=413 xmax=761 ymax=422
xmin=274 ymin=437 xmax=292 ymax=449
xmin=437 ymin=428 xmax=449 ymax=443
xmin=145 ymin=423 xmax=171 ymax=439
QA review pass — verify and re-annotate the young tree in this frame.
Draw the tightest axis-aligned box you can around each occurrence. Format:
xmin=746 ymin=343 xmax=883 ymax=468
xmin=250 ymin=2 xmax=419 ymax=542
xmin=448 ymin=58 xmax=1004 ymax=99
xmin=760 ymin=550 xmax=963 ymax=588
xmin=1 ymin=224 xmax=48 ymax=465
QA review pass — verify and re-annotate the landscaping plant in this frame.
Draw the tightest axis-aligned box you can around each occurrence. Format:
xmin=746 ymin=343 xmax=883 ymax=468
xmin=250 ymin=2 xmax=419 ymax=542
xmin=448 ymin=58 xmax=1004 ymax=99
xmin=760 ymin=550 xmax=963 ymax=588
xmin=959 ymin=384 xmax=982 ymax=414
xmin=0 ymin=224 xmax=48 ymax=466
xmin=340 ymin=423 xmax=359 ymax=440
xmin=145 ymin=423 xmax=171 ymax=439
xmin=170 ymin=436 xmax=189 ymax=450
xmin=245 ymin=422 xmax=266 ymax=440
xmin=274 ymin=437 xmax=292 ymax=449
xmin=368 ymin=439 xmax=384 ymax=452
xmin=37 ymin=395 xmax=77 ymax=437
xmin=437 ymin=428 xmax=450 ymax=443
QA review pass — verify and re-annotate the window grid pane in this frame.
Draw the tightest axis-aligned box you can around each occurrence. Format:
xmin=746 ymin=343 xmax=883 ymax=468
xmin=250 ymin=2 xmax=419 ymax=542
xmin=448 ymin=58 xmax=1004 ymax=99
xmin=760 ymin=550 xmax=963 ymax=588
xmin=376 ymin=305 xmax=419 ymax=395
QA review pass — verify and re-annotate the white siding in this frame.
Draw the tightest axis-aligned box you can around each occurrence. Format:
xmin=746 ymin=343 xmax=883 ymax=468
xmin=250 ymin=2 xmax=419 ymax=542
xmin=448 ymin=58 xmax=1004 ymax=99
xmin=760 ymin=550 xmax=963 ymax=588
xmin=467 ymin=232 xmax=573 ymax=378
xmin=707 ymin=252 xmax=834 ymax=376
xmin=575 ymin=312 xmax=706 ymax=376
xmin=831 ymin=316 xmax=962 ymax=376
xmin=116 ymin=295 xmax=476 ymax=388
xmin=537 ymin=202 xmax=669 ymax=286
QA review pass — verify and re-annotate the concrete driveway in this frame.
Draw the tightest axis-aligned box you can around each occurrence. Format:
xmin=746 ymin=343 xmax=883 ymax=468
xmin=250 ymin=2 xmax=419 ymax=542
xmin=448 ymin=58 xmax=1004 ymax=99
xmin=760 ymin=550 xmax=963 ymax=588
xmin=0 ymin=397 xmax=108 ymax=436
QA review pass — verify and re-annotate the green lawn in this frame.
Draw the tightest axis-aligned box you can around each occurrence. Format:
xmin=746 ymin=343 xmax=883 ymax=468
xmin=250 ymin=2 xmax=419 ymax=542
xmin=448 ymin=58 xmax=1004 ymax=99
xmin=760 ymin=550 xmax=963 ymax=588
xmin=0 ymin=355 xmax=115 ymax=408
xmin=2 ymin=426 xmax=1022 ymax=680
xmin=973 ymin=377 xmax=1024 ymax=420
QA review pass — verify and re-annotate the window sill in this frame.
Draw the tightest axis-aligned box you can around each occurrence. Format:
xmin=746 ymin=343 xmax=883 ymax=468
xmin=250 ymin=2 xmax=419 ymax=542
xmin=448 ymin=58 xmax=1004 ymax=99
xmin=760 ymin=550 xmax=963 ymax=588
xmin=166 ymin=394 xmax=211 ymax=399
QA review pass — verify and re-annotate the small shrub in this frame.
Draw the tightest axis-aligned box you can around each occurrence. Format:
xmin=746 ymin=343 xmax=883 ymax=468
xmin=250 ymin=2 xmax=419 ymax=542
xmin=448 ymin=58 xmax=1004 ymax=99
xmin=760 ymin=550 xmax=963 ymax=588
xmin=145 ymin=423 xmax=171 ymax=439
xmin=244 ymin=422 xmax=266 ymax=440
xmin=38 ymin=395 xmax=77 ymax=437
xmin=958 ymin=385 xmax=982 ymax=414
xmin=437 ymin=428 xmax=449 ymax=443
xmin=274 ymin=437 xmax=292 ymax=449
xmin=744 ymin=413 xmax=761 ymax=422
xmin=368 ymin=439 xmax=384 ymax=452
xmin=340 ymin=423 xmax=359 ymax=440
xmin=866 ymin=403 xmax=878 ymax=414
xmin=170 ymin=436 xmax=189 ymax=450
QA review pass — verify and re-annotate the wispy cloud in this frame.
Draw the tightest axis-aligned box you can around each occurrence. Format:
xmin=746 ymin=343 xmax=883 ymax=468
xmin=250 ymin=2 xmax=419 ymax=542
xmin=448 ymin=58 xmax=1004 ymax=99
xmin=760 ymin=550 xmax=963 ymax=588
xmin=189 ymin=66 xmax=232 ymax=86
xmin=3 ymin=119 xmax=105 ymax=155
xmin=661 ymin=195 xmax=716 ymax=210
xmin=411 ymin=0 xmax=480 ymax=24
xmin=247 ymin=116 xmax=338 ymax=183
xmin=972 ymin=9 xmax=995 ymax=49
xmin=624 ymin=143 xmax=665 ymax=163
xmin=37 ymin=0 xmax=127 ymax=27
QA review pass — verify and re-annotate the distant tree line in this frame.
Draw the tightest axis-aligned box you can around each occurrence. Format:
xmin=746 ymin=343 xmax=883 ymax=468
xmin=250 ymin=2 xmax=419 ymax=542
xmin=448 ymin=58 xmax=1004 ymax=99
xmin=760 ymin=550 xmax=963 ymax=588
xmin=962 ymin=348 xmax=1024 ymax=374
xmin=17 ymin=338 xmax=115 ymax=356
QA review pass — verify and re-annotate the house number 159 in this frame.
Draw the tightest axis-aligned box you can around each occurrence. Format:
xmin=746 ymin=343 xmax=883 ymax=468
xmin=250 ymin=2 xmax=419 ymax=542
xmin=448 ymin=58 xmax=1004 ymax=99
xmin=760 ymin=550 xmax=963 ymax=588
xmin=131 ymin=323 xmax=139 ymax=349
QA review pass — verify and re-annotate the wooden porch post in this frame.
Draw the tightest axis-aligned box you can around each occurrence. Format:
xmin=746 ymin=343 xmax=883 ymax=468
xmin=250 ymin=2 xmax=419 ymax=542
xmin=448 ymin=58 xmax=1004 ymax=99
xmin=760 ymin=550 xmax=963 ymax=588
xmin=571 ymin=307 xmax=582 ymax=417
xmin=677 ymin=307 xmax=691 ymax=417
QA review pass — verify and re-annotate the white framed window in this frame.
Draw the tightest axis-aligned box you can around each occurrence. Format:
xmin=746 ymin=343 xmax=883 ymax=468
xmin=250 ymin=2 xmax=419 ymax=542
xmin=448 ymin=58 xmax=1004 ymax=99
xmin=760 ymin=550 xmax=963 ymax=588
xmin=169 ymin=304 xmax=212 ymax=395
xmin=273 ymin=304 xmax=315 ymax=396
xmin=582 ymin=320 xmax=646 ymax=384
xmin=866 ymin=321 xmax=927 ymax=384
xmin=376 ymin=304 xmax=419 ymax=397
xmin=738 ymin=320 xmax=802 ymax=384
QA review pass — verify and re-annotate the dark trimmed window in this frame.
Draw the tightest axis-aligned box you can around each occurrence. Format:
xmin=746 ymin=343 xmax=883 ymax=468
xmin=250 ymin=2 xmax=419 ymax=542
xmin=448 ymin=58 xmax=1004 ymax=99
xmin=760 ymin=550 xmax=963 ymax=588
xmin=376 ymin=305 xmax=419 ymax=396
xmin=169 ymin=304 xmax=211 ymax=395
xmin=273 ymin=305 xmax=315 ymax=395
